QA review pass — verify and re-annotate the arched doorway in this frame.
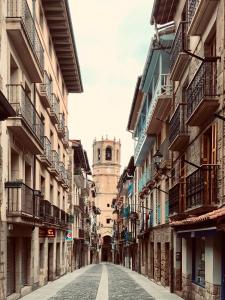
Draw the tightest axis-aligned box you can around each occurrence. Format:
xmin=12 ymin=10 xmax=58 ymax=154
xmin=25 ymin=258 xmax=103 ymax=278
xmin=101 ymin=235 xmax=112 ymax=262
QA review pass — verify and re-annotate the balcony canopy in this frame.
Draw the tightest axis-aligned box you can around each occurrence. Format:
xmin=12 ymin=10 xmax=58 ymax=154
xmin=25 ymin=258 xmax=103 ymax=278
xmin=72 ymin=140 xmax=91 ymax=175
xmin=150 ymin=0 xmax=179 ymax=25
xmin=42 ymin=0 xmax=83 ymax=93
xmin=0 ymin=90 xmax=15 ymax=120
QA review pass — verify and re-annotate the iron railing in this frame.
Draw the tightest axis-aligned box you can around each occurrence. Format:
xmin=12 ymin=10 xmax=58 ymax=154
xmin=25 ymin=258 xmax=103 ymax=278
xmin=40 ymin=199 xmax=52 ymax=222
xmin=169 ymin=104 xmax=187 ymax=145
xmin=58 ymin=113 xmax=65 ymax=132
xmin=186 ymin=59 xmax=219 ymax=119
xmin=40 ymin=71 xmax=52 ymax=101
xmin=7 ymin=84 xmax=44 ymax=145
xmin=5 ymin=181 xmax=40 ymax=217
xmin=50 ymin=93 xmax=59 ymax=122
xmin=59 ymin=161 xmax=65 ymax=181
xmin=7 ymin=0 xmax=44 ymax=70
xmin=170 ymin=22 xmax=188 ymax=71
xmin=63 ymin=126 xmax=69 ymax=145
xmin=187 ymin=0 xmax=200 ymax=24
xmin=42 ymin=136 xmax=52 ymax=162
xmin=51 ymin=150 xmax=60 ymax=173
xmin=52 ymin=205 xmax=60 ymax=225
xmin=169 ymin=183 xmax=180 ymax=216
xmin=186 ymin=165 xmax=218 ymax=210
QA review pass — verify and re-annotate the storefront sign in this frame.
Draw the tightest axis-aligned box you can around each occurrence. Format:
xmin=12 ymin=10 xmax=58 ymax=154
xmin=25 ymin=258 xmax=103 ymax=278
xmin=39 ymin=228 xmax=55 ymax=238
xmin=66 ymin=229 xmax=73 ymax=241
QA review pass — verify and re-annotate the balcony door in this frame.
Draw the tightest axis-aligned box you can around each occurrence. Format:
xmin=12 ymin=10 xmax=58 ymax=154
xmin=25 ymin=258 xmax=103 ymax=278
xmin=201 ymin=125 xmax=217 ymax=205
xmin=201 ymin=125 xmax=217 ymax=165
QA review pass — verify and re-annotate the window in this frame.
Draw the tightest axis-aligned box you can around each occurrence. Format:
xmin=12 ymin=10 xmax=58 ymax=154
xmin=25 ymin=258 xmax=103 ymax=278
xmin=105 ymin=147 xmax=112 ymax=161
xmin=193 ymin=237 xmax=205 ymax=286
xmin=97 ymin=148 xmax=101 ymax=161
xmin=106 ymin=218 xmax=110 ymax=224
xmin=57 ymin=64 xmax=60 ymax=81
xmin=107 ymin=204 xmax=110 ymax=207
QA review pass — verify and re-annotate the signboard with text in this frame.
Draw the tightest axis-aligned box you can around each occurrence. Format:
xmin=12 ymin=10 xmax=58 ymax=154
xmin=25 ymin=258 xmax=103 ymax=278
xmin=39 ymin=228 xmax=55 ymax=238
xmin=66 ymin=229 xmax=73 ymax=241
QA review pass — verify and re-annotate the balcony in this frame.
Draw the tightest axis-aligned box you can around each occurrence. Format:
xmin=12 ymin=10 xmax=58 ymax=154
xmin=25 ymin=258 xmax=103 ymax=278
xmin=62 ymin=126 xmax=69 ymax=148
xmin=49 ymin=150 xmax=60 ymax=176
xmin=49 ymin=93 xmax=59 ymax=125
xmin=170 ymin=22 xmax=189 ymax=81
xmin=187 ymin=0 xmax=219 ymax=36
xmin=186 ymin=165 xmax=218 ymax=214
xmin=62 ymin=169 xmax=69 ymax=189
xmin=52 ymin=205 xmax=60 ymax=225
xmin=186 ymin=59 xmax=219 ymax=126
xmin=7 ymin=84 xmax=44 ymax=154
xmin=138 ymin=165 xmax=155 ymax=194
xmin=39 ymin=136 xmax=52 ymax=167
xmin=5 ymin=181 xmax=41 ymax=224
xmin=40 ymin=199 xmax=54 ymax=224
xmin=169 ymin=104 xmax=190 ymax=151
xmin=6 ymin=0 xmax=44 ymax=82
xmin=134 ymin=128 xmax=155 ymax=166
xmin=58 ymin=161 xmax=65 ymax=183
xmin=58 ymin=113 xmax=65 ymax=138
xmin=39 ymin=71 xmax=52 ymax=108
xmin=146 ymin=74 xmax=172 ymax=135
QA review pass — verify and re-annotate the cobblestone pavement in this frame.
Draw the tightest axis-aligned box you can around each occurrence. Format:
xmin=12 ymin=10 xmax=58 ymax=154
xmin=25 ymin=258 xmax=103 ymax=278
xmin=21 ymin=263 xmax=182 ymax=300
xmin=107 ymin=264 xmax=154 ymax=300
xmin=48 ymin=264 xmax=102 ymax=300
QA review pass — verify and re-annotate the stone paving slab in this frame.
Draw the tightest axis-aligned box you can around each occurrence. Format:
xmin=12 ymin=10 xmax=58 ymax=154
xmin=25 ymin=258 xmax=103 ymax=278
xmin=107 ymin=264 xmax=154 ymax=300
xmin=20 ymin=263 xmax=183 ymax=300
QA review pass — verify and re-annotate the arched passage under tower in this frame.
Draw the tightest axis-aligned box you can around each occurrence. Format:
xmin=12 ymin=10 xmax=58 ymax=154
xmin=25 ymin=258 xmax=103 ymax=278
xmin=101 ymin=235 xmax=112 ymax=262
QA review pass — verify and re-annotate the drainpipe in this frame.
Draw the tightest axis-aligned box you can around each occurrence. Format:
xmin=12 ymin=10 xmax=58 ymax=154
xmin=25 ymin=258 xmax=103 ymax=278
xmin=170 ymin=227 xmax=174 ymax=293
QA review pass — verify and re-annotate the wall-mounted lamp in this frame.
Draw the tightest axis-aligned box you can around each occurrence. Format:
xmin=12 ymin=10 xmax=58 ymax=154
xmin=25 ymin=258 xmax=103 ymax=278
xmin=153 ymin=149 xmax=163 ymax=170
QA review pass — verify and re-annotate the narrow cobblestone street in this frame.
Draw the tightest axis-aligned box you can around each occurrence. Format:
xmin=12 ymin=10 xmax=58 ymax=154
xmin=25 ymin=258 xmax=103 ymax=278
xmin=21 ymin=264 xmax=182 ymax=300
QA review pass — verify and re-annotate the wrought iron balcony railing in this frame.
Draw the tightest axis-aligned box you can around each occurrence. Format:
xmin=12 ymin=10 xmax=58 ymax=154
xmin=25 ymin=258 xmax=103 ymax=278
xmin=170 ymin=21 xmax=188 ymax=71
xmin=40 ymin=199 xmax=53 ymax=222
xmin=7 ymin=0 xmax=44 ymax=70
xmin=169 ymin=104 xmax=189 ymax=151
xmin=51 ymin=150 xmax=60 ymax=174
xmin=58 ymin=113 xmax=65 ymax=133
xmin=186 ymin=164 xmax=218 ymax=210
xmin=40 ymin=71 xmax=52 ymax=105
xmin=7 ymin=84 xmax=44 ymax=145
xmin=50 ymin=93 xmax=59 ymax=123
xmin=42 ymin=136 xmax=52 ymax=162
xmin=188 ymin=0 xmax=200 ymax=24
xmin=5 ymin=181 xmax=40 ymax=218
xmin=186 ymin=59 xmax=219 ymax=122
xmin=52 ymin=205 xmax=60 ymax=225
xmin=63 ymin=126 xmax=69 ymax=146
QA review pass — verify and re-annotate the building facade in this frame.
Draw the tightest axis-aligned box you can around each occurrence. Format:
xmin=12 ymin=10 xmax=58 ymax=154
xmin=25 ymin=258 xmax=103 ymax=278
xmin=0 ymin=0 xmax=82 ymax=299
xmin=151 ymin=0 xmax=225 ymax=299
xmin=69 ymin=140 xmax=93 ymax=270
xmin=92 ymin=138 xmax=121 ymax=262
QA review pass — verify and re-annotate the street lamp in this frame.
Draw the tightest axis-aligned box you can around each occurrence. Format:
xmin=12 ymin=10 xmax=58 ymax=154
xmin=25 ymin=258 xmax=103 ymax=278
xmin=153 ymin=149 xmax=163 ymax=171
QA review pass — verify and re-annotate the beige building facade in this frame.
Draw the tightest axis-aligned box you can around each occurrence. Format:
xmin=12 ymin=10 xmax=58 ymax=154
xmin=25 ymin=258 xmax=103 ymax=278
xmin=0 ymin=0 xmax=82 ymax=299
xmin=92 ymin=138 xmax=121 ymax=262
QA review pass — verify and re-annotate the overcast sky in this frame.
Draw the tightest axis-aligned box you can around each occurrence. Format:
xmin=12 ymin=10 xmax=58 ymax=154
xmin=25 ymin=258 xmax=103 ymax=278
xmin=68 ymin=0 xmax=154 ymax=169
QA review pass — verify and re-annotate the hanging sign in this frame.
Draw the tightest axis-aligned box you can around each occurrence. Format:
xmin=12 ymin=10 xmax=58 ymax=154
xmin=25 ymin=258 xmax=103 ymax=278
xmin=66 ymin=229 xmax=73 ymax=241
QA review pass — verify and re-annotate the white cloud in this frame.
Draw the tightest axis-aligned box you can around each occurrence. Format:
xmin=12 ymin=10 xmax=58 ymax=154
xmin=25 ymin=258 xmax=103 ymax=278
xmin=68 ymin=0 xmax=154 ymax=169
